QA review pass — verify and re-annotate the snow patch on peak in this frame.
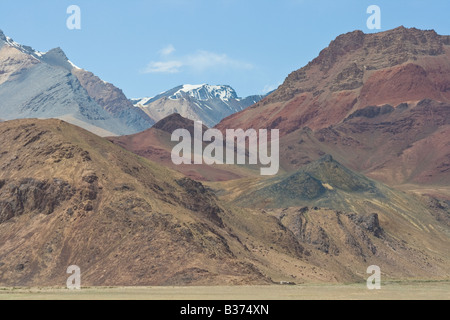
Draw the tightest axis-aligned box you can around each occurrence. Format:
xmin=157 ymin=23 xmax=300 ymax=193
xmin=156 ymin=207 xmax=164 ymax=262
xmin=3 ymin=35 xmax=46 ymax=59
xmin=133 ymin=83 xmax=265 ymax=127
xmin=207 ymin=85 xmax=236 ymax=101
xmin=5 ymin=36 xmax=21 ymax=49
xmin=171 ymin=84 xmax=238 ymax=102
xmin=180 ymin=84 xmax=205 ymax=92
xmin=68 ymin=60 xmax=82 ymax=70
xmin=132 ymin=96 xmax=153 ymax=106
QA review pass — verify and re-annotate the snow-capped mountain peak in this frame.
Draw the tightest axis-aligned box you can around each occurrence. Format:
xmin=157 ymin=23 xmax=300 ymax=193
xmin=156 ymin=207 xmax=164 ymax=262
xmin=170 ymin=84 xmax=238 ymax=102
xmin=132 ymin=84 xmax=265 ymax=127
xmin=68 ymin=60 xmax=82 ymax=70
xmin=0 ymin=30 xmax=86 ymax=73
xmin=0 ymin=29 xmax=154 ymax=136
xmin=0 ymin=30 xmax=46 ymax=59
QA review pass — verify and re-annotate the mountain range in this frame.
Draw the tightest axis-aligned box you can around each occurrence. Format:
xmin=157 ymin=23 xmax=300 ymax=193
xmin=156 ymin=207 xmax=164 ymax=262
xmin=1 ymin=118 xmax=448 ymax=286
xmin=217 ymin=27 xmax=450 ymax=189
xmin=132 ymin=84 xmax=265 ymax=127
xmin=0 ymin=29 xmax=154 ymax=136
xmin=0 ymin=26 xmax=449 ymax=287
xmin=0 ymin=29 xmax=264 ymax=135
xmin=109 ymin=113 xmax=252 ymax=182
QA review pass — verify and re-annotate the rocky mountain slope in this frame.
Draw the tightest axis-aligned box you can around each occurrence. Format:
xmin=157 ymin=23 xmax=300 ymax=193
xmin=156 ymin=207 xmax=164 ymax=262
xmin=108 ymin=114 xmax=254 ymax=182
xmin=217 ymin=27 xmax=450 ymax=133
xmin=1 ymin=119 xmax=448 ymax=286
xmin=0 ymin=30 xmax=153 ymax=136
xmin=133 ymin=84 xmax=264 ymax=127
xmin=1 ymin=26 xmax=449 ymax=287
xmin=216 ymin=27 xmax=450 ymax=188
xmin=209 ymin=155 xmax=450 ymax=282
xmin=0 ymin=119 xmax=265 ymax=286
xmin=232 ymin=155 xmax=383 ymax=209
xmin=279 ymin=99 xmax=450 ymax=186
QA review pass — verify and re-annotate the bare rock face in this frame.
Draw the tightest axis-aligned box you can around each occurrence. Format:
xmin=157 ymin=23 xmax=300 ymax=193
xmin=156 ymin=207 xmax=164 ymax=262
xmin=310 ymin=27 xmax=446 ymax=73
xmin=346 ymin=104 xmax=394 ymax=120
xmin=175 ymin=178 xmax=225 ymax=228
xmin=348 ymin=213 xmax=383 ymax=238
xmin=152 ymin=113 xmax=209 ymax=135
xmin=275 ymin=207 xmax=392 ymax=263
xmin=0 ymin=30 xmax=6 ymax=43
xmin=425 ymin=196 xmax=450 ymax=227
xmin=217 ymin=27 xmax=450 ymax=187
xmin=0 ymin=178 xmax=75 ymax=223
xmin=311 ymin=30 xmax=366 ymax=72
xmin=72 ymin=68 xmax=154 ymax=133
xmin=217 ymin=27 xmax=450 ymax=134
xmin=305 ymin=99 xmax=450 ymax=185
xmin=330 ymin=63 xmax=365 ymax=92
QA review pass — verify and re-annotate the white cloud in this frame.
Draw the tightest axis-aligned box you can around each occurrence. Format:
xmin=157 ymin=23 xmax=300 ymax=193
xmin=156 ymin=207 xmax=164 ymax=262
xmin=262 ymin=83 xmax=281 ymax=94
xmin=185 ymin=50 xmax=253 ymax=72
xmin=159 ymin=44 xmax=175 ymax=56
xmin=143 ymin=47 xmax=253 ymax=74
xmin=144 ymin=60 xmax=183 ymax=73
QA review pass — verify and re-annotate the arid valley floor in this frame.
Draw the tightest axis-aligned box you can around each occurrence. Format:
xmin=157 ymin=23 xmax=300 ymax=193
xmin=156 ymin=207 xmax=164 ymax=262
xmin=1 ymin=281 xmax=449 ymax=300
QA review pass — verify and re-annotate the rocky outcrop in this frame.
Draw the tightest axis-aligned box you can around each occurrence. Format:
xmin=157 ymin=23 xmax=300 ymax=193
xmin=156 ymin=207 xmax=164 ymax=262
xmin=72 ymin=68 xmax=154 ymax=133
xmin=0 ymin=178 xmax=75 ymax=223
xmin=152 ymin=113 xmax=209 ymax=135
xmin=278 ymin=208 xmax=382 ymax=257
xmin=311 ymin=27 xmax=446 ymax=72
xmin=176 ymin=178 xmax=224 ymax=227
xmin=346 ymin=104 xmax=394 ymax=120
xmin=348 ymin=212 xmax=383 ymax=238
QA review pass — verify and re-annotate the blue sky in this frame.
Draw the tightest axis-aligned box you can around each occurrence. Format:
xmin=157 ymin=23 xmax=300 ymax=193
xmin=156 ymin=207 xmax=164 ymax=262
xmin=0 ymin=0 xmax=449 ymax=99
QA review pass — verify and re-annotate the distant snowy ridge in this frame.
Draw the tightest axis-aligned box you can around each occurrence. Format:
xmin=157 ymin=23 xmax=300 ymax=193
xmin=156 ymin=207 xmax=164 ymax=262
xmin=133 ymin=84 xmax=244 ymax=107
xmin=0 ymin=31 xmax=45 ymax=59
xmin=171 ymin=84 xmax=238 ymax=102
xmin=0 ymin=29 xmax=154 ymax=136
xmin=133 ymin=84 xmax=266 ymax=127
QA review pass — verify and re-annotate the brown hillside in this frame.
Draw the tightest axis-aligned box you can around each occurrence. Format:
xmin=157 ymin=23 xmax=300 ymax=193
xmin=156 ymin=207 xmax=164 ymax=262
xmin=216 ymin=27 xmax=450 ymax=187
xmin=217 ymin=27 xmax=450 ymax=134
xmin=108 ymin=114 xmax=255 ymax=182
xmin=1 ymin=119 xmax=449 ymax=286
xmin=0 ymin=119 xmax=266 ymax=286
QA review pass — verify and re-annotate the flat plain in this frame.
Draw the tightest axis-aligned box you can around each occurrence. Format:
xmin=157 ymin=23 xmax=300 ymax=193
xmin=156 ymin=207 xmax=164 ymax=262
xmin=0 ymin=281 xmax=449 ymax=300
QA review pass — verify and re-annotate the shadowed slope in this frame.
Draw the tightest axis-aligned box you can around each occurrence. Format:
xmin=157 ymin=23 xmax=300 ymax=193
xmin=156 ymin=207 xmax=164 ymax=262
xmin=0 ymin=119 xmax=266 ymax=286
